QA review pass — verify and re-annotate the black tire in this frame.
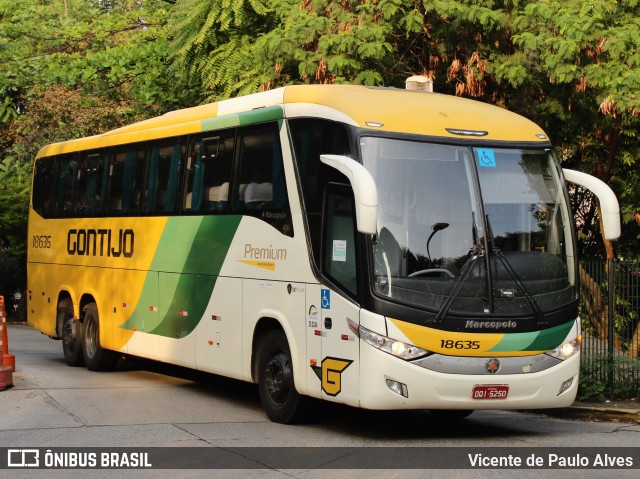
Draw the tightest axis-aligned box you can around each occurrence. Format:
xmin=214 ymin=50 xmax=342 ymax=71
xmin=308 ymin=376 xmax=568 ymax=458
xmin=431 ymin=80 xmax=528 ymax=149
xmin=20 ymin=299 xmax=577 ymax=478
xmin=429 ymin=409 xmax=474 ymax=420
xmin=257 ymin=329 xmax=310 ymax=424
xmin=82 ymin=303 xmax=118 ymax=371
xmin=59 ymin=298 xmax=84 ymax=367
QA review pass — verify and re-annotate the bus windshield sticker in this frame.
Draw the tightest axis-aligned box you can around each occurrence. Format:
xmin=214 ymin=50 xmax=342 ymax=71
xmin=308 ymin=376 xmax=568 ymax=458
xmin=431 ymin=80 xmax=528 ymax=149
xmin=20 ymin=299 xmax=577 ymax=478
xmin=476 ymin=148 xmax=497 ymax=168
xmin=332 ymin=240 xmax=347 ymax=262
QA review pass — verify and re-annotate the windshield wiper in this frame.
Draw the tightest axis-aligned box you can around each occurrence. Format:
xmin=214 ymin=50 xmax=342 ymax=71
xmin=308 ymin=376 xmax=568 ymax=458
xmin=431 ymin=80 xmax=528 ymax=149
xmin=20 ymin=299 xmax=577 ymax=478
xmin=433 ymin=214 xmax=546 ymax=325
xmin=433 ymin=252 xmax=482 ymax=323
xmin=433 ymin=212 xmax=486 ymax=323
xmin=491 ymin=247 xmax=546 ymax=325
xmin=484 ymin=215 xmax=545 ymax=325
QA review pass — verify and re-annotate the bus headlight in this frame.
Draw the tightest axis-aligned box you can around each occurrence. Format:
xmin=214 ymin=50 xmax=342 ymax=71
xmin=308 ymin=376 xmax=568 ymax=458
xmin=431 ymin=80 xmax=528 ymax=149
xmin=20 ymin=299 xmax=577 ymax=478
xmin=546 ymin=335 xmax=581 ymax=361
xmin=356 ymin=323 xmax=430 ymax=361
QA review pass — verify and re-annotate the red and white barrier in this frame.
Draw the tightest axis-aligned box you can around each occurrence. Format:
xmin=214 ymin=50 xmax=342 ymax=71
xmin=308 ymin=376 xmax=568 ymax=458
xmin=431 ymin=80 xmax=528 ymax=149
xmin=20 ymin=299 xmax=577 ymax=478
xmin=0 ymin=296 xmax=14 ymax=390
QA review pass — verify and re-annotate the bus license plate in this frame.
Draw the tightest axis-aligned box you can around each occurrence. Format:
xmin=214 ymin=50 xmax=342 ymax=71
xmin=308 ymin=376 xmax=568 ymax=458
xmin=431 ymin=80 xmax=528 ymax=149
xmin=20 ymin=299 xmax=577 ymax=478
xmin=472 ymin=385 xmax=509 ymax=400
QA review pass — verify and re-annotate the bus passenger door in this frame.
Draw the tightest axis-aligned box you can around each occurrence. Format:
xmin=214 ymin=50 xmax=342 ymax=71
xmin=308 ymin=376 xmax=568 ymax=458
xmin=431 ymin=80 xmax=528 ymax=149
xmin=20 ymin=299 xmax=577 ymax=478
xmin=317 ymin=184 xmax=361 ymax=407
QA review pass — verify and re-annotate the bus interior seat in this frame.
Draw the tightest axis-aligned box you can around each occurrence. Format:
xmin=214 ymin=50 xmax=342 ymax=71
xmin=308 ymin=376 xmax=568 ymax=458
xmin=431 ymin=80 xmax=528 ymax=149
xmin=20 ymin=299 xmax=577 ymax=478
xmin=185 ymin=182 xmax=230 ymax=212
xmin=109 ymin=189 xmax=140 ymax=214
xmin=204 ymin=182 xmax=229 ymax=211
xmin=376 ymin=227 xmax=402 ymax=277
xmin=238 ymin=183 xmax=248 ymax=204
xmin=245 ymin=182 xmax=273 ymax=209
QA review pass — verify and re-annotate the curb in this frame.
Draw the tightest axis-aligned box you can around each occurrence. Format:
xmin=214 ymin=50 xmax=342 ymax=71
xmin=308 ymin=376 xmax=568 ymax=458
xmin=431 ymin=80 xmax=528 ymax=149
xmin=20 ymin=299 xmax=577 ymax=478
xmin=538 ymin=406 xmax=640 ymax=424
xmin=570 ymin=405 xmax=640 ymax=421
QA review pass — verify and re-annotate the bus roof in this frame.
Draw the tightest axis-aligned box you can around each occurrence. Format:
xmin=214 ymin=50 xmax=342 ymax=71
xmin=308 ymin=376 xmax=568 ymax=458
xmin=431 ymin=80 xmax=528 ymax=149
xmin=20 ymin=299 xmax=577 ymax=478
xmin=36 ymin=85 xmax=549 ymax=158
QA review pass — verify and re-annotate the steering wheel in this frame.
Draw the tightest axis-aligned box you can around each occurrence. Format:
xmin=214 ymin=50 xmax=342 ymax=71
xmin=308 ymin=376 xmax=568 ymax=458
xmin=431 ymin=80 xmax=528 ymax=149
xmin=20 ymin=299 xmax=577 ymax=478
xmin=408 ymin=268 xmax=455 ymax=278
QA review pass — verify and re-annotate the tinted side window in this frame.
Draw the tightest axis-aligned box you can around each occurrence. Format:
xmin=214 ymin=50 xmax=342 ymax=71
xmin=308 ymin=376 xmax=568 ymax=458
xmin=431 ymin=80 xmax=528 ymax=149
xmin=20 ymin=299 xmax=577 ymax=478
xmin=289 ymin=119 xmax=351 ymax=213
xmin=144 ymin=139 xmax=186 ymax=214
xmin=32 ymin=156 xmax=56 ymax=218
xmin=54 ymin=154 xmax=78 ymax=217
xmin=289 ymin=119 xmax=351 ymax=260
xmin=184 ymin=130 xmax=234 ymax=213
xmin=109 ymin=146 xmax=146 ymax=215
xmin=76 ymin=152 xmax=109 ymax=216
xmin=234 ymin=122 xmax=292 ymax=236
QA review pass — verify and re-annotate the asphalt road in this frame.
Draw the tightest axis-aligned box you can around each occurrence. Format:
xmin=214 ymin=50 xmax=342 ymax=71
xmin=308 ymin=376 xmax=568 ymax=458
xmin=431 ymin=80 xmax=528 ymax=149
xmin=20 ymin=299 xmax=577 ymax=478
xmin=1 ymin=324 xmax=639 ymax=479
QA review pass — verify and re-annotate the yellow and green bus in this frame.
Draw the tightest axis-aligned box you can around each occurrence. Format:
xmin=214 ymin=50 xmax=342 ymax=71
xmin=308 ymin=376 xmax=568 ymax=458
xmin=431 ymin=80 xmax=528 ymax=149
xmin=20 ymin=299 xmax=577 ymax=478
xmin=27 ymin=85 xmax=620 ymax=423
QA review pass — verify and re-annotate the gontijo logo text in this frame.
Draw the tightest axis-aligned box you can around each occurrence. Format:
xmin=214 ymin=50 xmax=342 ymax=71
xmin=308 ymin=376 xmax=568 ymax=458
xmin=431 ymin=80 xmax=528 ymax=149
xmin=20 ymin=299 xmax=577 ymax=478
xmin=67 ymin=228 xmax=134 ymax=257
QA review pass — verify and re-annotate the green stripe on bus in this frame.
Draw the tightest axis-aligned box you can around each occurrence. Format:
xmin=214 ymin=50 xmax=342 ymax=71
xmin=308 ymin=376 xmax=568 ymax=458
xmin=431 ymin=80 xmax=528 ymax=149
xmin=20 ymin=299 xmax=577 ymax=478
xmin=486 ymin=330 xmax=537 ymax=353
xmin=523 ymin=320 xmax=574 ymax=352
xmin=487 ymin=320 xmax=574 ymax=353
xmin=120 ymin=215 xmax=242 ymax=337
xmin=201 ymin=105 xmax=284 ymax=132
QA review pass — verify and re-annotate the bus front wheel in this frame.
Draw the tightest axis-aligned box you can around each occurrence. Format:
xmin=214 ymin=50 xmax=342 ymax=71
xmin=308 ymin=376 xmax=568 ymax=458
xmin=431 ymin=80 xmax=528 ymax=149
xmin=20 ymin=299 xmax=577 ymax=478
xmin=257 ymin=329 xmax=310 ymax=424
xmin=82 ymin=303 xmax=118 ymax=372
xmin=59 ymin=299 xmax=84 ymax=367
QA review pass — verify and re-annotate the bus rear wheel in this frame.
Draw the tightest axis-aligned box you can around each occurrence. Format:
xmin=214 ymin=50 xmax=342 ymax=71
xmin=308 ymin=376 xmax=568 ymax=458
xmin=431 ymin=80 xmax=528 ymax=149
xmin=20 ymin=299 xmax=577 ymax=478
xmin=82 ymin=303 xmax=118 ymax=372
xmin=59 ymin=298 xmax=84 ymax=367
xmin=257 ymin=329 xmax=310 ymax=424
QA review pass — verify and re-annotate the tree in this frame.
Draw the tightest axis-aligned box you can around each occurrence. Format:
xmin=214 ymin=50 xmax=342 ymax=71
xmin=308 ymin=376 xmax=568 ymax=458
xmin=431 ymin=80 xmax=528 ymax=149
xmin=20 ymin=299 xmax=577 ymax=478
xmin=0 ymin=156 xmax=29 ymax=304
xmin=0 ymin=0 xmax=196 ymax=301
xmin=169 ymin=1 xmax=640 ymax=255
xmin=497 ymin=0 xmax=640 ymax=258
xmin=168 ymin=0 xmax=279 ymax=100
xmin=497 ymin=0 xmax=640 ymax=356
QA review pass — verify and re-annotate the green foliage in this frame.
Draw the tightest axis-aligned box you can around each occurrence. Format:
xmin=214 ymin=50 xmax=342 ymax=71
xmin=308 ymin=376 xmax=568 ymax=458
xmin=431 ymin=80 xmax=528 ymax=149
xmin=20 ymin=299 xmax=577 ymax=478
xmin=0 ymin=0 xmax=199 ymax=301
xmin=0 ymin=156 xmax=30 ymax=300
xmin=580 ymin=354 xmax=640 ymax=401
xmin=0 ymin=0 xmax=197 ymax=127
xmin=0 ymin=157 xmax=30 ymax=255
xmin=169 ymin=0 xmax=401 ymax=98
xmin=169 ymin=0 xmax=277 ymax=99
xmin=577 ymin=371 xmax=607 ymax=402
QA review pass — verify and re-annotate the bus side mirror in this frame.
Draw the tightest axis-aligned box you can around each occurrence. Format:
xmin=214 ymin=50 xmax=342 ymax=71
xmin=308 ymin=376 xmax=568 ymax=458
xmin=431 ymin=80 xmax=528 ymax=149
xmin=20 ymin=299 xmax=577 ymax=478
xmin=562 ymin=168 xmax=621 ymax=240
xmin=320 ymin=154 xmax=378 ymax=234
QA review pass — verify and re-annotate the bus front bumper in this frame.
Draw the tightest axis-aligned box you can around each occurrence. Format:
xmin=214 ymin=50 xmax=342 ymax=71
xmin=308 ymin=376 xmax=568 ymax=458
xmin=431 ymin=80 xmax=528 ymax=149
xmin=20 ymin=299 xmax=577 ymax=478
xmin=358 ymin=343 xmax=579 ymax=410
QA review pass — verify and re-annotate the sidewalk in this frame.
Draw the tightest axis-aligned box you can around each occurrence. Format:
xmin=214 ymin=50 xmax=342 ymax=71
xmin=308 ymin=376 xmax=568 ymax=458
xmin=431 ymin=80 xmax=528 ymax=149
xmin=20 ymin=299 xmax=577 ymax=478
xmin=553 ymin=400 xmax=640 ymax=424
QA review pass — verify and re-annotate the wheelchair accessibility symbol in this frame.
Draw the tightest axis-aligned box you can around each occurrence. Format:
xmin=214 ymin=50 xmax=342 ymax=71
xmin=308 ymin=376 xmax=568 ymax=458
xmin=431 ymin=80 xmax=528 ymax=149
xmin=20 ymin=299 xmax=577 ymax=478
xmin=477 ymin=148 xmax=496 ymax=168
xmin=321 ymin=289 xmax=331 ymax=309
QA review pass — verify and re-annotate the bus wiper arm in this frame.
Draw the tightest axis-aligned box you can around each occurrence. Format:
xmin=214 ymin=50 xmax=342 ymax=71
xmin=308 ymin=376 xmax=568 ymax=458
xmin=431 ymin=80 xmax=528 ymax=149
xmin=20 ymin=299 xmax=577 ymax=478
xmin=433 ymin=253 xmax=480 ymax=324
xmin=492 ymin=247 xmax=545 ymax=325
xmin=432 ymin=214 xmax=486 ymax=324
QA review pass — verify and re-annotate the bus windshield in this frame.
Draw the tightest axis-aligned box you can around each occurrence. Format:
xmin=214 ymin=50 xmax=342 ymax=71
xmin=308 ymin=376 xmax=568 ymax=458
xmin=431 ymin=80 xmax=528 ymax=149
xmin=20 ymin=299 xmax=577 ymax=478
xmin=361 ymin=136 xmax=576 ymax=318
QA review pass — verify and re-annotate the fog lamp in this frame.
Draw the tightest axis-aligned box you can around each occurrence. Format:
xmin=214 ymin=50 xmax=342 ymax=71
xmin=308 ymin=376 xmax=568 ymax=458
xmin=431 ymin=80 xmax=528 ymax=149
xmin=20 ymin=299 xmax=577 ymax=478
xmin=558 ymin=377 xmax=574 ymax=396
xmin=386 ymin=379 xmax=409 ymax=398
